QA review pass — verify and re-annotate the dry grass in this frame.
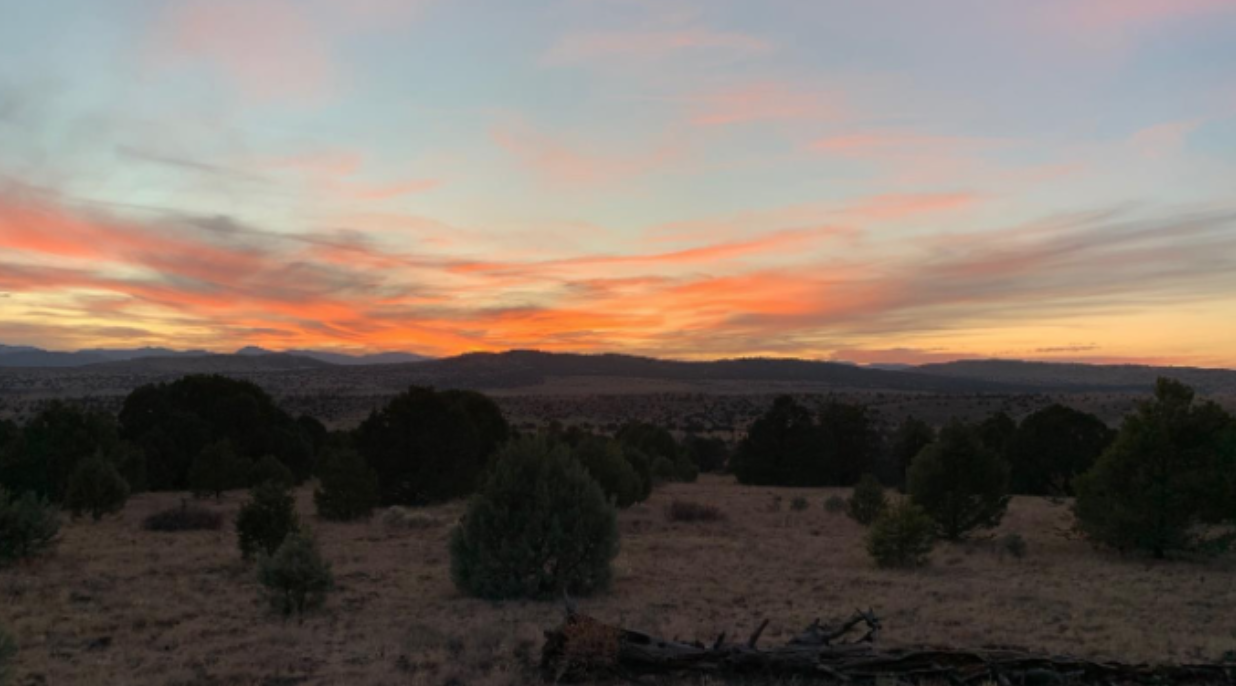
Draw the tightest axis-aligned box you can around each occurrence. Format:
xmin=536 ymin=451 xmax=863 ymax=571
xmin=2 ymin=475 xmax=1235 ymax=685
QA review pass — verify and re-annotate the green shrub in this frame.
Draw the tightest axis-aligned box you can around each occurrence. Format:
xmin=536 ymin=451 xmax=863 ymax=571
xmin=572 ymin=438 xmax=643 ymax=508
xmin=823 ymin=494 xmax=847 ymax=514
xmin=866 ymin=501 xmax=935 ymax=568
xmin=314 ymin=446 xmax=379 ymax=521
xmin=249 ymin=455 xmax=294 ymax=489
xmin=1073 ymin=378 xmax=1235 ymax=558
xmin=0 ymin=626 xmax=15 ymax=686
xmin=237 ymin=482 xmax=300 ymax=560
xmin=790 ymin=496 xmax=809 ymax=512
xmin=450 ymin=437 xmax=619 ymax=600
xmin=665 ymin=500 xmax=726 ymax=522
xmin=846 ymin=474 xmax=888 ymax=526
xmin=189 ymin=441 xmax=248 ymax=500
xmin=257 ymin=530 xmax=333 ymax=617
xmin=909 ymin=421 xmax=1010 ymax=540
xmin=64 ymin=455 xmax=130 ymax=521
xmin=356 ymin=386 xmax=508 ymax=506
xmin=0 ymin=488 xmax=60 ymax=567
xmin=1008 ymin=405 xmax=1114 ymax=496
xmin=142 ymin=502 xmax=224 ymax=532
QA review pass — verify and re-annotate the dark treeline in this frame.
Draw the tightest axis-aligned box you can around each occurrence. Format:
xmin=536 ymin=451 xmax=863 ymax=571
xmin=730 ymin=395 xmax=1119 ymax=497
xmin=0 ymin=375 xmax=729 ymax=525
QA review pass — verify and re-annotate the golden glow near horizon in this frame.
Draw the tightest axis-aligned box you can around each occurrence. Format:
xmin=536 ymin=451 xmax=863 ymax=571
xmin=2 ymin=1 xmax=1236 ymax=366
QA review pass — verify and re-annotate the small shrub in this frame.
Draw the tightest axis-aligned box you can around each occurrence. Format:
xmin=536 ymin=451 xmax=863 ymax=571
xmin=0 ymin=488 xmax=60 ymax=567
xmin=257 ymin=530 xmax=333 ymax=617
xmin=866 ymin=501 xmax=936 ymax=569
xmin=998 ymin=533 xmax=1028 ymax=560
xmin=142 ymin=501 xmax=224 ymax=532
xmin=450 ymin=437 xmax=619 ymax=599
xmin=824 ymin=494 xmax=847 ymax=514
xmin=665 ymin=500 xmax=725 ymax=522
xmin=0 ymin=626 xmax=15 ymax=686
xmin=572 ymin=438 xmax=644 ymax=508
xmin=237 ymin=482 xmax=300 ymax=560
xmin=249 ymin=455 xmax=294 ymax=489
xmin=314 ymin=447 xmax=379 ymax=521
xmin=790 ymin=497 xmax=809 ymax=512
xmin=64 ymin=455 xmax=130 ymax=521
xmin=846 ymin=474 xmax=888 ymax=526
xmin=909 ymin=421 xmax=1010 ymax=540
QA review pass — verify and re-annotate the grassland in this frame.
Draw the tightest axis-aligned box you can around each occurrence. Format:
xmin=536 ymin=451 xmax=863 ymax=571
xmin=3 ymin=476 xmax=1235 ymax=685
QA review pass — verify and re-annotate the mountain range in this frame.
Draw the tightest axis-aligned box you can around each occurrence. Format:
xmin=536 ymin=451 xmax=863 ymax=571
xmin=0 ymin=344 xmax=432 ymax=368
xmin=2 ymin=345 xmax=1234 ymax=394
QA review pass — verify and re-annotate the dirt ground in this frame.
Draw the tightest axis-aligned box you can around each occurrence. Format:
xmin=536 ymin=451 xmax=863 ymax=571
xmin=3 ymin=475 xmax=1235 ymax=686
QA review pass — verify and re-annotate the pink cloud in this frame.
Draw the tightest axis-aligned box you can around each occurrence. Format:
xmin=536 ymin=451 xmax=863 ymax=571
xmin=491 ymin=123 xmax=686 ymax=188
xmin=687 ymin=81 xmax=841 ymax=126
xmin=1130 ymin=119 xmax=1202 ymax=158
xmin=148 ymin=0 xmax=432 ymax=102
xmin=544 ymin=28 xmax=770 ymax=65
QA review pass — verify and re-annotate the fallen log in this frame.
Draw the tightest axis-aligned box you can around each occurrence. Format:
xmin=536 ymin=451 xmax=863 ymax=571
xmin=541 ymin=607 xmax=1236 ymax=684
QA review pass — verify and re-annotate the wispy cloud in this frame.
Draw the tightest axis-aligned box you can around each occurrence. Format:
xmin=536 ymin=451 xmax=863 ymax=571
xmin=491 ymin=122 xmax=686 ymax=188
xmin=544 ymin=28 xmax=770 ymax=66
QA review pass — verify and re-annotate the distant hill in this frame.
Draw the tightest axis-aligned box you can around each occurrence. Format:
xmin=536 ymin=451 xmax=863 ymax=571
xmin=391 ymin=350 xmax=1023 ymax=393
xmin=0 ymin=344 xmax=431 ymax=368
xmin=916 ymin=359 xmax=1236 ymax=394
xmin=85 ymin=353 xmax=334 ymax=374
xmin=236 ymin=346 xmax=432 ymax=365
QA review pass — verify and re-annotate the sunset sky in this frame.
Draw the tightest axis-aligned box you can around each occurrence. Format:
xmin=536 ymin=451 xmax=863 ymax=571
xmin=2 ymin=0 xmax=1236 ymax=366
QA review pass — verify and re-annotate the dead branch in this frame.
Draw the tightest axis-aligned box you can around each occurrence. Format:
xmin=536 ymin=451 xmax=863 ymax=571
xmin=541 ymin=607 xmax=1235 ymax=685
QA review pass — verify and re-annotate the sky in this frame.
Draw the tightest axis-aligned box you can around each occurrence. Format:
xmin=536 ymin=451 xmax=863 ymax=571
xmin=2 ymin=0 xmax=1236 ymax=366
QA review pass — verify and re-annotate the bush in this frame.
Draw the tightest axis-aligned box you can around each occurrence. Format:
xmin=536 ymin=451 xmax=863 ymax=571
xmin=665 ymin=500 xmax=726 ymax=522
xmin=1008 ymin=405 xmax=1114 ymax=496
xmin=9 ymin=401 xmax=119 ymax=502
xmin=1073 ymin=378 xmax=1235 ymax=558
xmin=64 ymin=455 xmax=130 ymax=521
xmin=356 ymin=386 xmax=504 ymax=506
xmin=314 ymin=446 xmax=380 ymax=521
xmin=119 ymin=375 xmax=318 ymax=491
xmin=0 ymin=626 xmax=15 ymax=686
xmin=890 ymin=417 xmax=934 ymax=489
xmin=790 ymin=496 xmax=809 ymax=512
xmin=866 ymin=502 xmax=936 ymax=568
xmin=823 ymin=494 xmax=847 ymax=514
xmin=450 ymin=437 xmax=619 ymax=600
xmin=572 ymin=438 xmax=644 ymax=508
xmin=998 ymin=533 xmax=1028 ymax=560
xmin=909 ymin=421 xmax=1010 ymax=540
xmin=249 ymin=455 xmax=294 ymax=489
xmin=237 ymin=482 xmax=300 ymax=560
xmin=731 ymin=396 xmax=820 ymax=486
xmin=189 ymin=441 xmax=248 ymax=500
xmin=847 ymin=474 xmax=888 ymax=526
xmin=142 ymin=502 xmax=224 ymax=532
xmin=0 ymin=488 xmax=60 ymax=567
xmin=257 ymin=530 xmax=333 ymax=617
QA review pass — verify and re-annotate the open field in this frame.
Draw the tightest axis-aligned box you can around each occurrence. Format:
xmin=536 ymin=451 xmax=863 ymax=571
xmin=3 ymin=475 xmax=1234 ymax=686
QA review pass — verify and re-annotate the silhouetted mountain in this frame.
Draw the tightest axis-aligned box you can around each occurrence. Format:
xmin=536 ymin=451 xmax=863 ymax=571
xmin=0 ymin=350 xmax=109 ymax=367
xmin=391 ymin=350 xmax=1024 ymax=392
xmin=916 ymin=359 xmax=1236 ymax=394
xmin=86 ymin=353 xmax=334 ymax=374
xmin=0 ymin=344 xmax=431 ymax=368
